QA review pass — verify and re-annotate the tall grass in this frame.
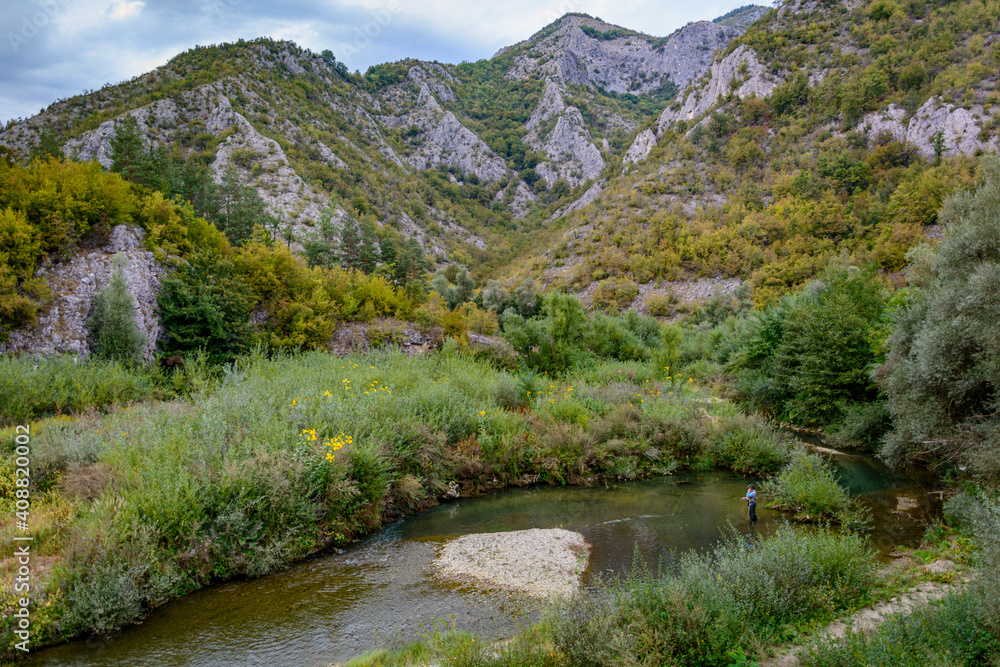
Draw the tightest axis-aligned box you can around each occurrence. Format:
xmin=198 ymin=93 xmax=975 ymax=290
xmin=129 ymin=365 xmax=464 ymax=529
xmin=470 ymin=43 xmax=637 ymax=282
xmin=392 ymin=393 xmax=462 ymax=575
xmin=801 ymin=492 xmax=1000 ymax=666
xmin=1 ymin=348 xmax=796 ymax=652
xmin=0 ymin=353 xmax=217 ymax=425
xmin=547 ymin=528 xmax=875 ymax=666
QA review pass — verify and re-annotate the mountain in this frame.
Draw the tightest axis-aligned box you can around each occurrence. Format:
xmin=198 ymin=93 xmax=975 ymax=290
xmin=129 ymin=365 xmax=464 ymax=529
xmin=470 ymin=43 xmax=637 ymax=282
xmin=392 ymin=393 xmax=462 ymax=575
xmin=0 ymin=13 xmax=746 ymax=269
xmin=3 ymin=0 xmax=1000 ymax=352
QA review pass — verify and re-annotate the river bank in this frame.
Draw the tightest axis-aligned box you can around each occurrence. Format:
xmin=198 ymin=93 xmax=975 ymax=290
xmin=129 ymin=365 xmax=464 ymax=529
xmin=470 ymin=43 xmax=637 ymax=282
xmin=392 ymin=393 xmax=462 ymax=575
xmin=2 ymin=348 xmax=805 ymax=660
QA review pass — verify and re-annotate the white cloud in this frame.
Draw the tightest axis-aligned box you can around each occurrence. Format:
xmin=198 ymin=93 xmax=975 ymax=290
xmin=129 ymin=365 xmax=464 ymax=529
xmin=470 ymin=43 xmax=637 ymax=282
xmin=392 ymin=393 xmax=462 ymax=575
xmin=1 ymin=0 xmax=760 ymax=123
xmin=109 ymin=0 xmax=145 ymax=21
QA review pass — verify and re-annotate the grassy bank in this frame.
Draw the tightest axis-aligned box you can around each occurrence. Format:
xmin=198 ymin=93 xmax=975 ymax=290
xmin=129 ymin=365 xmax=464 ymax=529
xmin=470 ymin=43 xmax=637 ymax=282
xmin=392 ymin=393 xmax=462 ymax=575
xmin=342 ymin=527 xmax=878 ymax=667
xmin=1 ymin=347 xmax=801 ymax=658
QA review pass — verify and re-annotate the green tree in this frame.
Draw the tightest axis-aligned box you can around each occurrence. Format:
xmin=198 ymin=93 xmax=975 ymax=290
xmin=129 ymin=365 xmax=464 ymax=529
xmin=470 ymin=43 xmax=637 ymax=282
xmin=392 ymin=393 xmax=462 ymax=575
xmin=302 ymin=207 xmax=339 ymax=268
xmin=732 ymin=266 xmax=889 ymax=426
xmin=338 ymin=214 xmax=362 ymax=271
xmin=86 ymin=254 xmax=146 ymax=364
xmin=157 ymin=251 xmax=254 ymax=363
xmin=30 ymin=130 xmax=63 ymax=162
xmin=217 ymin=168 xmax=268 ymax=245
xmin=879 ymin=157 xmax=1000 ymax=475
xmin=358 ymin=217 xmax=380 ymax=274
xmin=110 ymin=116 xmax=154 ymax=185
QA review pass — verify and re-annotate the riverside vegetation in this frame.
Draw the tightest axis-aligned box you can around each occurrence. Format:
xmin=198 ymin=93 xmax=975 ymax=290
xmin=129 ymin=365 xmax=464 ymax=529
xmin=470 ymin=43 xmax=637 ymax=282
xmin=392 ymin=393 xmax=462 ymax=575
xmin=2 ymin=1 xmax=1000 ymax=663
xmin=1 ymin=157 xmax=999 ymax=664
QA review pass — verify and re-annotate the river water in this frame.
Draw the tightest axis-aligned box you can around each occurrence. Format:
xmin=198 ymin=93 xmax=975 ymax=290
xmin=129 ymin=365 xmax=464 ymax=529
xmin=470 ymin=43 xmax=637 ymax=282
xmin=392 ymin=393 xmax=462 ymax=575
xmin=28 ymin=449 xmax=935 ymax=667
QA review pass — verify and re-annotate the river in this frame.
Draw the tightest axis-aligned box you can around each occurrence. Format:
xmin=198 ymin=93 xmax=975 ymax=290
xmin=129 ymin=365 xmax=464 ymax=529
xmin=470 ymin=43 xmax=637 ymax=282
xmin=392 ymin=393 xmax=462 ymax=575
xmin=28 ymin=448 xmax=935 ymax=667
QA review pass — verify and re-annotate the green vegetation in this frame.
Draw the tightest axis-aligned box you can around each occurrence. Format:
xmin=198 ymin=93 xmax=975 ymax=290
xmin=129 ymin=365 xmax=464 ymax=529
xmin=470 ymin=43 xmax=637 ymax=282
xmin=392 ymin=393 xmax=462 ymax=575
xmin=802 ymin=492 xmax=1000 ymax=667
xmin=879 ymin=157 xmax=1000 ymax=476
xmin=343 ymin=528 xmax=875 ymax=667
xmin=0 ymin=348 xmax=795 ymax=654
xmin=768 ymin=449 xmax=854 ymax=523
xmin=4 ymin=3 xmax=1000 ymax=662
xmin=86 ymin=255 xmax=146 ymax=364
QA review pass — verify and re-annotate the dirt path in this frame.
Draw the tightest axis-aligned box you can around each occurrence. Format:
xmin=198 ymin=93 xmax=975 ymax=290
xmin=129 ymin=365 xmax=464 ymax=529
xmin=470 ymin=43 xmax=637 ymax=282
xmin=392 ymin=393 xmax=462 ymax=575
xmin=763 ymin=559 xmax=967 ymax=666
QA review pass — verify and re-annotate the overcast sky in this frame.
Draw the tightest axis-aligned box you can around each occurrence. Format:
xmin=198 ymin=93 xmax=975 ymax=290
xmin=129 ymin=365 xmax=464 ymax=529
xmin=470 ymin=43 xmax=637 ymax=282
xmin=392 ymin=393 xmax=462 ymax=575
xmin=1 ymin=0 xmax=763 ymax=124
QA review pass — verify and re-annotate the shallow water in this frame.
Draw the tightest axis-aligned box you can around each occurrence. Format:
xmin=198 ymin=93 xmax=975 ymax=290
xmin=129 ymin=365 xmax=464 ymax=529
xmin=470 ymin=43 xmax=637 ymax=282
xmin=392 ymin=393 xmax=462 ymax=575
xmin=28 ymin=453 xmax=933 ymax=667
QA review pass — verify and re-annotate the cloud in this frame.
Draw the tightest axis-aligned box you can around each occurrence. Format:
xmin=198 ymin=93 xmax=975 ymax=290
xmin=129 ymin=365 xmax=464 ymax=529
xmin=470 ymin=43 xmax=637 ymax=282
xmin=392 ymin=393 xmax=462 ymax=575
xmin=0 ymin=0 xmax=758 ymax=124
xmin=109 ymin=0 xmax=145 ymax=21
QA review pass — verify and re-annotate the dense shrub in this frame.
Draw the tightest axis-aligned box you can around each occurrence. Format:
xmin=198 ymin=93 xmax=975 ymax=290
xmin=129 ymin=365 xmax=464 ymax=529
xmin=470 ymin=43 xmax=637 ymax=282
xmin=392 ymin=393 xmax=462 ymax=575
xmin=878 ymin=157 xmax=1000 ymax=476
xmin=730 ymin=265 xmax=890 ymax=426
xmin=769 ymin=448 xmax=851 ymax=521
xmin=549 ymin=528 xmax=874 ymax=666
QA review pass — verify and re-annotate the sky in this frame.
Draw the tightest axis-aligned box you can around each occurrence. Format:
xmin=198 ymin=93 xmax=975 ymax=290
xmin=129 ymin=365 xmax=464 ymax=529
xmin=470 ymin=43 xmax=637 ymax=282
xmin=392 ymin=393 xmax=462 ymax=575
xmin=1 ymin=0 xmax=764 ymax=125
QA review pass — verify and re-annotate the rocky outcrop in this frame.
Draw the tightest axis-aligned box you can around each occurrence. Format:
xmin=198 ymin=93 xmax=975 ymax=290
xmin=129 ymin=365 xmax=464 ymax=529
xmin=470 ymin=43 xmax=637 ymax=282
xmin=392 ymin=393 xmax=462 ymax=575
xmin=63 ymin=83 xmax=239 ymax=166
xmin=549 ymin=180 xmax=605 ymax=220
xmin=657 ymin=45 xmax=782 ymax=132
xmin=0 ymin=226 xmax=163 ymax=360
xmin=211 ymin=113 xmax=333 ymax=227
xmin=507 ymin=15 xmax=740 ymax=94
xmin=387 ymin=82 xmax=511 ymax=184
xmin=622 ymin=128 xmax=657 ymax=170
xmin=526 ymin=87 xmax=606 ymax=188
xmin=856 ymin=97 xmax=1000 ymax=159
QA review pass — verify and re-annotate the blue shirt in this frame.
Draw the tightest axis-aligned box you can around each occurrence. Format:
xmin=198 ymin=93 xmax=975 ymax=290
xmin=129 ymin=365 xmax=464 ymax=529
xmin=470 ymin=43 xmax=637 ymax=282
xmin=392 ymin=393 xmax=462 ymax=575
xmin=746 ymin=489 xmax=757 ymax=504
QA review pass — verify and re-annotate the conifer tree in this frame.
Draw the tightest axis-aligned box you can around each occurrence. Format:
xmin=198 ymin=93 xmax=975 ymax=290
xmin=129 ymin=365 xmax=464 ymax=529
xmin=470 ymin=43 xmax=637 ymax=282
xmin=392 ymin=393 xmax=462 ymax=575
xmin=86 ymin=254 xmax=146 ymax=364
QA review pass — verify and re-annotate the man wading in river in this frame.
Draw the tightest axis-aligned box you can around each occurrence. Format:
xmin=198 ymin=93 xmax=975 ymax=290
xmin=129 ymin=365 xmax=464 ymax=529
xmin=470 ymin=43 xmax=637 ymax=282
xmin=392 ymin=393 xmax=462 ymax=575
xmin=742 ymin=484 xmax=757 ymax=524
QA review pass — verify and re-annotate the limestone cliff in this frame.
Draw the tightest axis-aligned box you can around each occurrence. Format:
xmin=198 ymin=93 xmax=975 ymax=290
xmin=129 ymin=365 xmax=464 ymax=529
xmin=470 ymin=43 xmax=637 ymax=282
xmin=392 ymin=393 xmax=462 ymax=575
xmin=0 ymin=226 xmax=163 ymax=360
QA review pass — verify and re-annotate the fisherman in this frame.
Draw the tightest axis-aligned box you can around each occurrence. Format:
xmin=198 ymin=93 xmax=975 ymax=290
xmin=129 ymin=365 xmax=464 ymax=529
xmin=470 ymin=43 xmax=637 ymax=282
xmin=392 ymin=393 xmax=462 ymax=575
xmin=742 ymin=484 xmax=757 ymax=523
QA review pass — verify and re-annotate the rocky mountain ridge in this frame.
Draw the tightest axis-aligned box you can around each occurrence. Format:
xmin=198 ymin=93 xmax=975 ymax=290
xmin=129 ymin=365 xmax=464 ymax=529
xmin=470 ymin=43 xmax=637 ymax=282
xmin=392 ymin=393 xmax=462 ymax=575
xmin=4 ymin=0 xmax=1000 ymax=358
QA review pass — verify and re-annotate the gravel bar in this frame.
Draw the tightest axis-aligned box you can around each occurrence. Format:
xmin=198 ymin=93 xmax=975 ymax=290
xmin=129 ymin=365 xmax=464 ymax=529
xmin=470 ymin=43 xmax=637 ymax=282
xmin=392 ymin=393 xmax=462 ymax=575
xmin=433 ymin=528 xmax=591 ymax=599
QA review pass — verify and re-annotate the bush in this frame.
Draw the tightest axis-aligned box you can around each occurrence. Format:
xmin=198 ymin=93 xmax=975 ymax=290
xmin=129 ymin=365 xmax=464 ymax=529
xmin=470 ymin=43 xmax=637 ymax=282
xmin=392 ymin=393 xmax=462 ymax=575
xmin=805 ymin=492 xmax=1000 ymax=666
xmin=645 ymin=291 xmax=677 ymax=316
xmin=86 ymin=255 xmax=146 ymax=364
xmin=593 ymin=278 xmax=639 ymax=311
xmin=710 ymin=415 xmax=789 ymax=475
xmin=878 ymin=156 xmax=1000 ymax=475
xmin=769 ymin=448 xmax=851 ymax=521
xmin=549 ymin=528 xmax=874 ymax=666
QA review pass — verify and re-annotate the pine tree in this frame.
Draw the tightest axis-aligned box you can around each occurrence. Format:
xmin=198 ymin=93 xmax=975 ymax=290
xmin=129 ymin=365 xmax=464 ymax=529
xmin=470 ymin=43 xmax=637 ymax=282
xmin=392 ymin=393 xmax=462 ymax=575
xmin=86 ymin=254 xmax=146 ymax=364
xmin=358 ymin=218 xmax=380 ymax=274
xmin=217 ymin=168 xmax=267 ymax=245
xmin=110 ymin=116 xmax=152 ymax=184
xmin=303 ymin=207 xmax=339 ymax=268
xmin=339 ymin=214 xmax=362 ymax=271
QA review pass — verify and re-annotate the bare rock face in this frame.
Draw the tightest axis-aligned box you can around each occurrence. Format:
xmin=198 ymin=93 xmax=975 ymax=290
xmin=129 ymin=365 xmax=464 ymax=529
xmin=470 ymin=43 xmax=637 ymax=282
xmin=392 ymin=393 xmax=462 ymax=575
xmin=906 ymin=97 xmax=999 ymax=159
xmin=549 ymin=180 xmax=605 ymax=221
xmin=63 ymin=83 xmax=239 ymax=166
xmin=856 ymin=97 xmax=999 ymax=159
xmin=0 ymin=226 xmax=163 ymax=360
xmin=211 ymin=112 xmax=332 ymax=229
xmin=509 ymin=181 xmax=538 ymax=219
xmin=395 ymin=83 xmax=511 ymax=183
xmin=507 ymin=15 xmax=739 ymax=94
xmin=857 ymin=104 xmax=909 ymax=143
xmin=622 ymin=128 xmax=658 ymax=170
xmin=527 ymin=93 xmax=606 ymax=188
xmin=658 ymin=45 xmax=782 ymax=132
